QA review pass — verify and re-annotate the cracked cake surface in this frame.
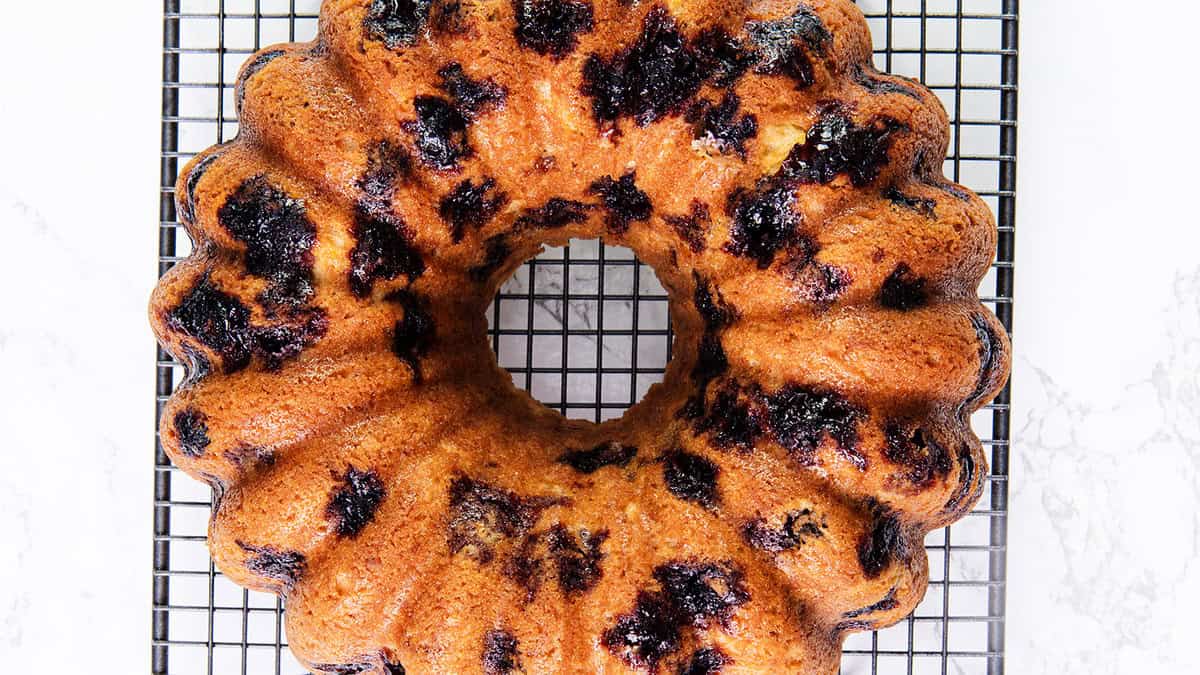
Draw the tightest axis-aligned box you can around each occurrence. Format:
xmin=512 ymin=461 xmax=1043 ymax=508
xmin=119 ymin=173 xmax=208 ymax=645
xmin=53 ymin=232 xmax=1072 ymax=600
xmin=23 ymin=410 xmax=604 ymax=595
xmin=150 ymin=0 xmax=1010 ymax=672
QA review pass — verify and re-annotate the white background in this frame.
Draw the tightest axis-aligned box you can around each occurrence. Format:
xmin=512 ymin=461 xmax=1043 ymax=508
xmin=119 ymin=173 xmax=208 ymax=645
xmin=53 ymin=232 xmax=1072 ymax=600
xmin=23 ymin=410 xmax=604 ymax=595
xmin=1 ymin=1 xmax=1198 ymax=672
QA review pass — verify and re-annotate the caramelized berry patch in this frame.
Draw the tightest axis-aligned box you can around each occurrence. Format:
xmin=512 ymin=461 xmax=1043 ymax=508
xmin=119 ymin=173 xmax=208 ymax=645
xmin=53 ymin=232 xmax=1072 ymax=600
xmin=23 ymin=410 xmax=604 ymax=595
xmin=842 ymin=588 xmax=899 ymax=620
xmin=470 ymin=235 xmax=513 ymax=281
xmin=795 ymin=262 xmax=852 ymax=307
xmin=689 ymin=94 xmax=758 ymax=159
xmin=515 ymin=197 xmax=593 ymax=229
xmin=852 ymin=64 xmax=922 ymax=100
xmin=884 ymin=186 xmax=936 ymax=217
xmin=694 ymin=382 xmax=765 ymax=451
xmin=884 ymin=423 xmax=952 ymax=489
xmin=251 ymin=308 xmax=328 ymax=371
xmin=349 ymin=206 xmax=425 ymax=298
xmin=944 ymin=444 xmax=978 ymax=512
xmin=589 ymin=171 xmax=652 ymax=234
xmin=430 ymin=0 xmax=468 ymax=35
xmin=439 ymin=178 xmax=508 ymax=243
xmin=513 ymin=0 xmax=594 ymax=58
xmin=548 ymin=525 xmax=608 ymax=595
xmin=602 ymin=590 xmax=681 ymax=670
xmin=482 ymin=629 xmax=522 ymax=675
xmin=694 ymin=28 xmax=757 ymax=88
xmin=174 ymin=408 xmax=211 ymax=458
xmin=218 ymin=176 xmax=317 ymax=307
xmin=447 ymin=476 xmax=560 ymax=563
xmin=437 ymin=63 xmax=506 ymax=119
xmin=691 ymin=332 xmax=728 ymax=385
xmin=723 ymin=182 xmax=803 ymax=269
xmin=327 ymin=466 xmax=388 ymax=538
xmin=765 ymin=384 xmax=864 ymax=467
xmin=223 ymin=444 xmax=276 ymax=468
xmin=180 ymin=151 xmax=222 ymax=225
xmin=236 ymin=541 xmax=306 ymax=591
xmin=662 ymin=449 xmax=720 ymax=509
xmin=382 ymin=659 xmax=407 ymax=675
xmin=664 ymin=201 xmax=710 ymax=253
xmin=746 ymin=6 xmax=832 ymax=89
xmin=407 ymin=96 xmax=472 ymax=170
xmin=743 ymin=508 xmax=826 ymax=553
xmin=167 ymin=276 xmax=254 ymax=373
xmin=386 ymin=290 xmax=435 ymax=382
xmin=857 ymin=508 xmax=905 ymax=579
xmin=357 ymin=141 xmax=413 ymax=205
xmin=654 ymin=560 xmax=749 ymax=628
xmin=680 ymin=647 xmax=731 ymax=675
xmin=312 ymin=663 xmax=374 ymax=675
xmin=878 ymin=263 xmax=928 ymax=310
xmin=558 ymin=441 xmax=637 ymax=474
xmin=692 ymin=273 xmax=738 ymax=330
xmin=779 ymin=108 xmax=905 ymax=187
xmin=180 ymin=345 xmax=213 ymax=382
xmin=581 ymin=8 xmax=708 ymax=127
xmin=967 ymin=313 xmax=1003 ymax=407
xmin=365 ymin=0 xmax=433 ymax=50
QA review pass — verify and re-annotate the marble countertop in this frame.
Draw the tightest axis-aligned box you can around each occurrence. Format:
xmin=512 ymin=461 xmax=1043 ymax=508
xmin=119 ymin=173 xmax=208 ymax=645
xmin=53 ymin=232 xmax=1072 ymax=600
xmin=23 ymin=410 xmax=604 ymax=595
xmin=1 ymin=1 xmax=1197 ymax=672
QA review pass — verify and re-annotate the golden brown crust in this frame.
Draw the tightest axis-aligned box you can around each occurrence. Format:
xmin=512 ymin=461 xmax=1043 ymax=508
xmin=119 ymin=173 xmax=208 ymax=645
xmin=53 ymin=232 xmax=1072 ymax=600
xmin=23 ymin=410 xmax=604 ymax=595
xmin=151 ymin=1 xmax=1011 ymax=672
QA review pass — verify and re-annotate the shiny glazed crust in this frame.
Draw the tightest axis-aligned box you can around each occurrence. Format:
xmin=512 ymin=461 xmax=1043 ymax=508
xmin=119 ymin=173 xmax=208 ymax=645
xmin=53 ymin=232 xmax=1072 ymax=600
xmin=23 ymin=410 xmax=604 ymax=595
xmin=149 ymin=0 xmax=1011 ymax=672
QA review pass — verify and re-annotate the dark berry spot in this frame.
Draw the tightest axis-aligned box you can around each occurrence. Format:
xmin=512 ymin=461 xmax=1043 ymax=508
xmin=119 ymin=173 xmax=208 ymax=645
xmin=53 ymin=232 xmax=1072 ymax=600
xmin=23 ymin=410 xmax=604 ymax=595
xmin=689 ymin=93 xmax=758 ymax=159
xmin=857 ymin=507 xmax=906 ymax=579
xmin=236 ymin=541 xmax=306 ymax=591
xmin=723 ymin=182 xmax=803 ymax=269
xmin=794 ymin=261 xmax=852 ymax=307
xmin=382 ymin=658 xmax=406 ymax=675
xmin=180 ymin=345 xmax=213 ymax=382
xmin=694 ymin=28 xmax=757 ymax=88
xmin=513 ymin=0 xmax=594 ymax=58
xmin=218 ymin=176 xmax=316 ymax=308
xmin=580 ymin=8 xmax=708 ymax=127
xmin=326 ymin=466 xmax=387 ymax=538
xmin=913 ymin=150 xmax=972 ymax=201
xmin=514 ymin=197 xmax=593 ymax=230
xmin=764 ymin=384 xmax=864 ymax=467
xmin=603 ymin=560 xmax=748 ymax=669
xmin=852 ymin=64 xmax=922 ymax=100
xmin=691 ymin=332 xmax=728 ymax=385
xmin=653 ymin=560 xmax=749 ymax=628
xmin=780 ymin=108 xmax=905 ymax=187
xmin=742 ymin=508 xmax=826 ymax=553
xmin=199 ymin=472 xmax=229 ymax=509
xmin=878 ymin=263 xmax=928 ymax=311
xmin=439 ymin=177 xmax=508 ymax=243
xmin=236 ymin=49 xmax=286 ymax=111
xmin=364 ymin=0 xmax=433 ymax=50
xmin=357 ymin=141 xmax=413 ymax=206
xmin=943 ymin=444 xmax=978 ymax=512
xmin=406 ymin=96 xmax=472 ymax=170
xmin=746 ymin=6 xmax=832 ymax=89
xmin=469 ymin=234 xmax=513 ymax=281
xmin=386 ymin=290 xmax=435 ymax=382
xmin=558 ymin=441 xmax=637 ymax=474
xmin=692 ymin=273 xmax=737 ymax=330
xmin=250 ymin=308 xmax=328 ymax=371
xmin=482 ymin=629 xmax=522 ymax=675
xmin=447 ymin=476 xmax=561 ymax=563
xmin=167 ymin=276 xmax=254 ymax=373
xmin=312 ymin=663 xmax=374 ymax=675
xmin=602 ymin=590 xmax=681 ymax=669
xmin=180 ymin=151 xmax=222 ymax=225
xmin=437 ymin=63 xmax=506 ymax=119
xmin=967 ymin=313 xmax=1003 ymax=407
xmin=842 ymin=587 xmax=899 ymax=620
xmin=664 ymin=201 xmax=710 ymax=253
xmin=174 ymin=408 xmax=211 ymax=458
xmin=349 ymin=205 xmax=425 ymax=298
xmin=588 ymin=171 xmax=652 ymax=234
xmin=430 ymin=0 xmax=469 ymax=35
xmin=693 ymin=382 xmax=765 ymax=451
xmin=884 ymin=423 xmax=953 ymax=489
xmin=223 ymin=444 xmax=275 ymax=468
xmin=679 ymin=646 xmax=731 ymax=675
xmin=549 ymin=525 xmax=608 ymax=595
xmin=662 ymin=449 xmax=720 ymax=508
xmin=884 ymin=186 xmax=937 ymax=217
xmin=739 ymin=506 xmax=825 ymax=550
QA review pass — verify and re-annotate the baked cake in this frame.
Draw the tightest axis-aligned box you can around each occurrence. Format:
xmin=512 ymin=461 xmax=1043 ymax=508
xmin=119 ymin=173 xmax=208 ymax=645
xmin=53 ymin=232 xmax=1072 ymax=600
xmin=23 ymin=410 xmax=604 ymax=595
xmin=151 ymin=0 xmax=1011 ymax=671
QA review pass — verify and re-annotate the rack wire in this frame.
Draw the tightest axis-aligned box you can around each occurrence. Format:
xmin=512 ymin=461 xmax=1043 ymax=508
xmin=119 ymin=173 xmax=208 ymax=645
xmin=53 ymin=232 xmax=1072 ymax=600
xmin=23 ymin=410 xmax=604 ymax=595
xmin=154 ymin=1 xmax=1017 ymax=672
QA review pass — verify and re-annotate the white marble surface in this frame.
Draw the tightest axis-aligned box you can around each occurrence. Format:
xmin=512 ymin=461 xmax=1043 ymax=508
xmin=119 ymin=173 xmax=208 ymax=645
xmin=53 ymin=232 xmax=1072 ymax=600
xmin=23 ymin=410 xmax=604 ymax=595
xmin=1 ymin=0 xmax=1198 ymax=672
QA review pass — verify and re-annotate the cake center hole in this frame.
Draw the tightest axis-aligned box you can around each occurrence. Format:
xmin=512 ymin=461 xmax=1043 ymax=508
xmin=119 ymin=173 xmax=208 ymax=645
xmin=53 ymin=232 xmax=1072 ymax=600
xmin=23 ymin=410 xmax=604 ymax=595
xmin=486 ymin=239 xmax=671 ymax=422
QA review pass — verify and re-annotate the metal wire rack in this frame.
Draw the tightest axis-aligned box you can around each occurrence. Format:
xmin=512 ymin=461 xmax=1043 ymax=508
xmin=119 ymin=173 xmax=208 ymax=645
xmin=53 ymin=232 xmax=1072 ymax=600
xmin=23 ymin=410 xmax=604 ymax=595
xmin=154 ymin=1 xmax=1017 ymax=672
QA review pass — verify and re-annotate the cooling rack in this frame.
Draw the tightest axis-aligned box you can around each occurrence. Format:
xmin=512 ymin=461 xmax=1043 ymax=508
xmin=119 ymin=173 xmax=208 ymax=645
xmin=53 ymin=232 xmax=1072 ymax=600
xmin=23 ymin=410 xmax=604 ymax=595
xmin=154 ymin=1 xmax=1017 ymax=672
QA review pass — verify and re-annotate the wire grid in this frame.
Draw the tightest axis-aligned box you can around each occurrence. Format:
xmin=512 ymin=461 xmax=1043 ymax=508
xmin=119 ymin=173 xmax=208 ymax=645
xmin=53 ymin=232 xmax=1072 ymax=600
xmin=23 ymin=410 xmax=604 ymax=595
xmin=153 ymin=1 xmax=1017 ymax=673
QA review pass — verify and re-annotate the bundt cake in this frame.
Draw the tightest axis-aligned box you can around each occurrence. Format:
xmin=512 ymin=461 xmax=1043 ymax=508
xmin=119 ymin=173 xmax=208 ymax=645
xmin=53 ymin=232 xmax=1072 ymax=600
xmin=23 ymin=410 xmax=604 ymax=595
xmin=151 ymin=0 xmax=1010 ymax=672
